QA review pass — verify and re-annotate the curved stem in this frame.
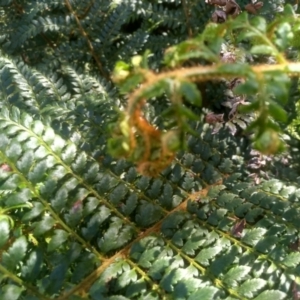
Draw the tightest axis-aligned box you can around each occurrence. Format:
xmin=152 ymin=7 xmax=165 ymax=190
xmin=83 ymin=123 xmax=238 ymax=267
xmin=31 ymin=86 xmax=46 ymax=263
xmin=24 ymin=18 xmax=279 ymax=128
xmin=2 ymin=203 xmax=32 ymax=214
xmin=127 ymin=62 xmax=300 ymax=113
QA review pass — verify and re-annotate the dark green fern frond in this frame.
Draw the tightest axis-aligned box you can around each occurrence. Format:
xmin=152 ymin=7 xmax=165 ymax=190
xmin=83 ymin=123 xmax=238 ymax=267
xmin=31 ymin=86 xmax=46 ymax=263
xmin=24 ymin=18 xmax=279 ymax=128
xmin=0 ymin=1 xmax=300 ymax=300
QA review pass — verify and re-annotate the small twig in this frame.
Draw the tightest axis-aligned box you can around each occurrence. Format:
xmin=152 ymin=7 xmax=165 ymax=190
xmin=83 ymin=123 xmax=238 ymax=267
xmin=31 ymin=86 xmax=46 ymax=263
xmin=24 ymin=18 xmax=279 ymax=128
xmin=12 ymin=0 xmax=24 ymax=14
xmin=64 ymin=0 xmax=110 ymax=81
xmin=181 ymin=0 xmax=193 ymax=38
xmin=78 ymin=0 xmax=95 ymax=20
xmin=40 ymin=32 xmax=56 ymax=49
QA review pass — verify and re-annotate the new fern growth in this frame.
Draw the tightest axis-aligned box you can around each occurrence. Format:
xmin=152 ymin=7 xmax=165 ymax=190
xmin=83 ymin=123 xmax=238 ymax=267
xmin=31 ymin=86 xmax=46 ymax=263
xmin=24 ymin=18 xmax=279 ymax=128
xmin=111 ymin=5 xmax=300 ymax=175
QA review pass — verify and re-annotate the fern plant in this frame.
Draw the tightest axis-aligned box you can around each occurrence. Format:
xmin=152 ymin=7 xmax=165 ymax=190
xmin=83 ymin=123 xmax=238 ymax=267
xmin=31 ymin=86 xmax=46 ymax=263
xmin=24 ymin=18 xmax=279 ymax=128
xmin=0 ymin=0 xmax=300 ymax=299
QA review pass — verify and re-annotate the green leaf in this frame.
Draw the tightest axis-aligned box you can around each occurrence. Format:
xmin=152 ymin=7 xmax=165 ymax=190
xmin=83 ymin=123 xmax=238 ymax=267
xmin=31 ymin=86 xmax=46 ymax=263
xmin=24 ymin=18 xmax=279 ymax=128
xmin=0 ymin=219 xmax=10 ymax=248
xmin=16 ymin=150 xmax=34 ymax=174
xmin=21 ymin=249 xmax=43 ymax=281
xmin=233 ymin=80 xmax=259 ymax=95
xmin=219 ymin=159 xmax=234 ymax=173
xmin=1 ymin=284 xmax=24 ymax=300
xmin=15 ymin=131 xmax=30 ymax=142
xmin=0 ymin=174 xmax=21 ymax=190
xmin=122 ymin=193 xmax=138 ymax=216
xmin=181 ymin=172 xmax=195 ymax=191
xmin=223 ymin=266 xmax=251 ymax=287
xmin=43 ymin=128 xmax=55 ymax=144
xmin=22 ymin=202 xmax=44 ymax=221
xmin=207 ymin=185 xmax=226 ymax=198
xmin=160 ymin=265 xmax=189 ymax=293
xmin=28 ymin=161 xmax=48 ymax=184
xmin=51 ymin=186 xmax=68 ymax=212
xmin=82 ymin=205 xmax=112 ymax=240
xmin=84 ymin=162 xmax=100 ymax=183
xmin=82 ymin=197 xmax=98 ymax=217
xmin=229 ymin=12 xmax=248 ymax=29
xmin=207 ymin=208 xmax=227 ymax=226
xmin=283 ymin=4 xmax=295 ymax=16
xmin=254 ymin=235 xmax=277 ymax=253
xmin=135 ymin=201 xmax=163 ymax=227
xmin=116 ymin=268 xmax=137 ymax=291
xmin=72 ymin=152 xmax=87 ymax=174
xmin=61 ymin=144 xmax=77 ymax=164
xmin=47 ymin=230 xmax=69 ymax=252
xmin=141 ymin=80 xmax=168 ymax=100
xmin=46 ymin=261 xmax=68 ymax=294
xmin=125 ymin=278 xmax=147 ymax=298
xmin=282 ymin=252 xmax=300 ymax=267
xmin=23 ymin=137 xmax=39 ymax=150
xmin=6 ymin=141 xmax=22 ymax=162
xmin=179 ymin=81 xmax=202 ymax=107
xmin=71 ymin=253 xmax=97 ymax=282
xmin=188 ymin=286 xmax=219 ymax=300
xmin=250 ymin=45 xmax=276 ymax=55
xmin=0 ymin=134 xmax=10 ymax=150
xmin=114 ymin=60 xmax=130 ymax=71
xmin=174 ymin=277 xmax=202 ymax=298
xmin=178 ymin=106 xmax=199 ymax=121
xmin=5 ymin=188 xmax=31 ymax=206
xmin=33 ymin=215 xmax=56 ymax=236
xmin=136 ymin=176 xmax=150 ymax=191
xmin=1 ymin=107 xmax=10 ymax=119
xmin=195 ymin=246 xmax=222 ymax=266
xmin=89 ymin=260 xmax=124 ymax=296
xmin=48 ymin=165 xmax=67 ymax=181
xmin=238 ymin=278 xmax=267 ymax=297
xmin=40 ymin=178 xmax=57 ymax=198
xmin=239 ymin=101 xmax=260 ymax=113
xmin=6 ymin=125 xmax=21 ymax=135
xmin=242 ymin=228 xmax=267 ymax=246
xmin=182 ymin=232 xmax=206 ymax=256
xmin=266 ymin=81 xmax=289 ymax=105
xmin=254 ymin=290 xmax=286 ymax=300
xmin=147 ymin=179 xmax=163 ymax=199
xmin=268 ymin=101 xmax=287 ymax=122
xmin=50 ymin=135 xmax=66 ymax=154
xmin=31 ymin=120 xmax=44 ymax=135
xmin=138 ymin=246 xmax=161 ymax=268
xmin=210 ymin=245 xmax=239 ymax=277
xmin=34 ymin=146 xmax=48 ymax=160
xmin=250 ymin=17 xmax=267 ymax=33
xmin=21 ymin=113 xmax=33 ymax=128
xmin=98 ymin=218 xmax=135 ymax=253
xmin=2 ymin=236 xmax=28 ymax=270
xmin=275 ymin=22 xmax=293 ymax=50
xmin=119 ymin=73 xmax=145 ymax=94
